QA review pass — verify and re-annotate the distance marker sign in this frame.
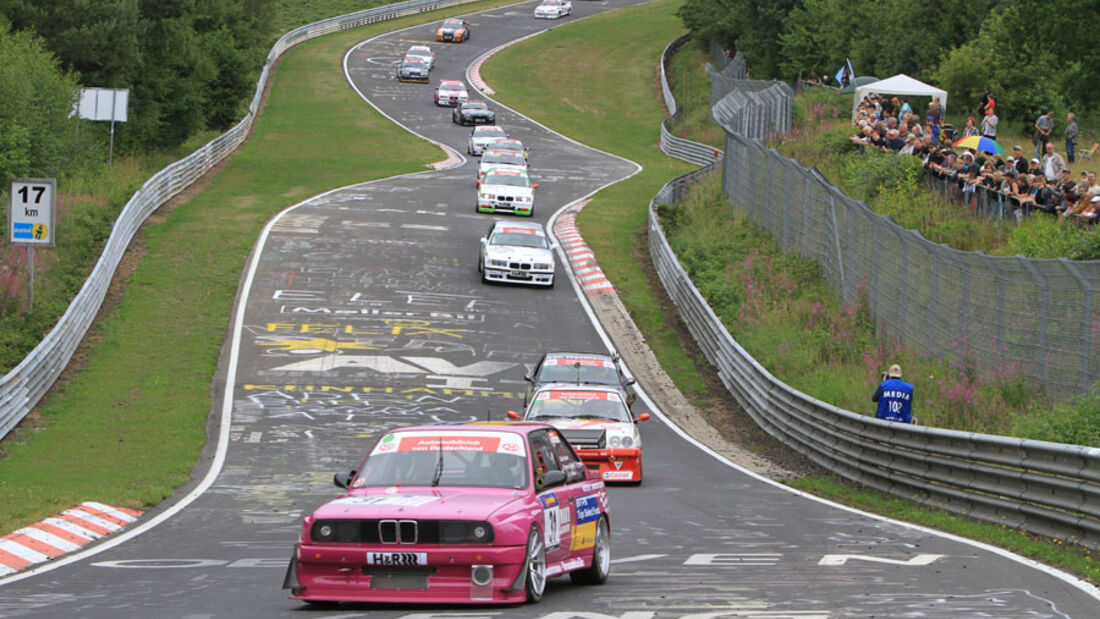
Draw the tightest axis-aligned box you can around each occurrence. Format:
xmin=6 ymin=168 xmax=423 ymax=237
xmin=8 ymin=178 xmax=57 ymax=247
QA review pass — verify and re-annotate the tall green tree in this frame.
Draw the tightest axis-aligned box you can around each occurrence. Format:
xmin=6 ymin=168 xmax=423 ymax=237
xmin=0 ymin=24 xmax=83 ymax=180
xmin=677 ymin=0 xmax=798 ymax=78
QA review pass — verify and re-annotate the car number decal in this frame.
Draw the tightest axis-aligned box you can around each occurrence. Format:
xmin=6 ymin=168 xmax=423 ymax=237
xmin=539 ymin=494 xmax=563 ymax=548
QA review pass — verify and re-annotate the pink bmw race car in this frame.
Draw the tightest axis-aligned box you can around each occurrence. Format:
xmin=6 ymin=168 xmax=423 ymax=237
xmin=284 ymin=422 xmax=611 ymax=606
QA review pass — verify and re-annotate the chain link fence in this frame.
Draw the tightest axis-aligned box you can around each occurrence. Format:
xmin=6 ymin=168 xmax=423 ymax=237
xmin=719 ymin=129 xmax=1100 ymax=396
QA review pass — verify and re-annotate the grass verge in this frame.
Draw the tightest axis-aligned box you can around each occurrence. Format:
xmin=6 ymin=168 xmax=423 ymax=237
xmin=486 ymin=0 xmax=1099 ymax=583
xmin=0 ymin=0 xmax=515 ymax=534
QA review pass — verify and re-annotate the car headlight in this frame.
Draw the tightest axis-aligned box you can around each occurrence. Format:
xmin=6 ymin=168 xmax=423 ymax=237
xmin=440 ymin=521 xmax=494 ymax=544
xmin=479 ymin=193 xmax=491 ymax=200
xmin=533 ymin=263 xmax=551 ymax=270
xmin=518 ymin=196 xmax=532 ymax=202
xmin=489 ymin=259 xmax=508 ymax=267
xmin=620 ymin=436 xmax=634 ymax=448
xmin=609 ymin=436 xmax=622 ymax=448
xmin=310 ymin=519 xmax=359 ymax=543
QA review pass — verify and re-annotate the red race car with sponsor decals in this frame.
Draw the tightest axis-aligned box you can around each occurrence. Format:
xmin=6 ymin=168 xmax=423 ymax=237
xmin=510 ymin=385 xmax=649 ymax=484
xmin=284 ymin=423 xmax=611 ymax=606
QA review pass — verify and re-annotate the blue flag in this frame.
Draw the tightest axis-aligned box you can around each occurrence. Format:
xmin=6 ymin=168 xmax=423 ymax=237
xmin=834 ymin=59 xmax=853 ymax=86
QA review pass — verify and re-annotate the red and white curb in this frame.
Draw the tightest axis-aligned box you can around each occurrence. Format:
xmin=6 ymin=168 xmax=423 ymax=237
xmin=555 ymin=200 xmax=614 ymax=295
xmin=0 ymin=502 xmax=142 ymax=576
xmin=468 ymin=54 xmax=495 ymax=95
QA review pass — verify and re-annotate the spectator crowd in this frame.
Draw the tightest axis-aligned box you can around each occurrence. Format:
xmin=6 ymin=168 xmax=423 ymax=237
xmin=849 ymin=93 xmax=1097 ymax=225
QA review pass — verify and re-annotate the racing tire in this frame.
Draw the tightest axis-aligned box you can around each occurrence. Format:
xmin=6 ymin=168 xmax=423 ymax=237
xmin=628 ymin=460 xmax=643 ymax=486
xmin=303 ymin=600 xmax=338 ymax=609
xmin=524 ymin=527 xmax=547 ymax=603
xmin=570 ymin=516 xmax=610 ymax=585
xmin=548 ymin=276 xmax=555 ymax=289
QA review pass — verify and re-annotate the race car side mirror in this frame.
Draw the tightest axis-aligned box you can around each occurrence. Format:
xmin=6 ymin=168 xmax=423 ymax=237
xmin=506 ymin=410 xmax=521 ymax=420
xmin=524 ymin=374 xmax=533 ymax=383
xmin=625 ymin=377 xmax=636 ymax=386
xmin=532 ymin=183 xmax=539 ymax=189
xmin=333 ymin=470 xmax=356 ymax=488
xmin=476 ymin=179 xmax=481 ymax=186
xmin=537 ymin=470 xmax=566 ymax=490
xmin=634 ymin=413 xmax=651 ymax=423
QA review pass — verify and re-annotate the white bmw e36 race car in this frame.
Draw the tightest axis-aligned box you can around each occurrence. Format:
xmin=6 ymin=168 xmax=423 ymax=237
xmin=478 ymin=220 xmax=556 ymax=287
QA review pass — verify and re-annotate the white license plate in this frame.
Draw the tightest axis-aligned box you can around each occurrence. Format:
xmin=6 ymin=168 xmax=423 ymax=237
xmin=510 ymin=270 xmax=531 ymax=278
xmin=367 ymin=552 xmax=427 ymax=566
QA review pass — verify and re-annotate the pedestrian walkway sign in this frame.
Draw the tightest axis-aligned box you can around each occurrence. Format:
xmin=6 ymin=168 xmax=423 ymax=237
xmin=8 ymin=178 xmax=56 ymax=247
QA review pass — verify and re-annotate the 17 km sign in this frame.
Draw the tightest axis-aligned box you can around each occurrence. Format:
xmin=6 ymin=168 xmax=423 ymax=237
xmin=8 ymin=178 xmax=57 ymax=247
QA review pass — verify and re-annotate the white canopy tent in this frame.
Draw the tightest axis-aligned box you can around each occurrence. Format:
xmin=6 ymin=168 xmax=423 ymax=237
xmin=852 ymin=74 xmax=948 ymax=121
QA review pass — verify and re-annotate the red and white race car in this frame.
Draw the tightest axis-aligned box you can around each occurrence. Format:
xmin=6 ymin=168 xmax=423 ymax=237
xmin=434 ymin=80 xmax=469 ymax=106
xmin=510 ymin=385 xmax=649 ymax=484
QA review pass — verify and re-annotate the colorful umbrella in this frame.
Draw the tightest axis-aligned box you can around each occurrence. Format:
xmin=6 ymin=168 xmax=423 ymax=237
xmin=953 ymin=135 xmax=1005 ymax=156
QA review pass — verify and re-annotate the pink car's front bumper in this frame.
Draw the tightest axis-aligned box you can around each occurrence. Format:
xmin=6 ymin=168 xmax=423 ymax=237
xmin=287 ymin=543 xmax=528 ymax=604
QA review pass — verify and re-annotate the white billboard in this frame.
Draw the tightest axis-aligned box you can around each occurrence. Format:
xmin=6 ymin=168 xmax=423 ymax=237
xmin=77 ymin=88 xmax=129 ymax=122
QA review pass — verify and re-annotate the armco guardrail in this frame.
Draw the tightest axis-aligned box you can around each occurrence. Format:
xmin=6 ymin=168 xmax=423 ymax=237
xmin=648 ymin=167 xmax=1100 ymax=549
xmin=0 ymin=0 xmax=484 ymax=441
xmin=659 ymin=120 xmax=722 ymax=166
xmin=658 ymin=35 xmax=722 ymax=166
xmin=650 ymin=40 xmax=1100 ymax=548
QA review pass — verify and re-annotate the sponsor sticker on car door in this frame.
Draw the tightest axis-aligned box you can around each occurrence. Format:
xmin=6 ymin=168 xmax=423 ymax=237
xmin=570 ymin=494 xmax=601 ymax=550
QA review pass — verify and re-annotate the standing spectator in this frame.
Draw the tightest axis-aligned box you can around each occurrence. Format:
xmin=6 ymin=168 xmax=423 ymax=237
xmin=1065 ymin=112 xmax=1079 ymax=163
xmin=978 ymin=88 xmax=991 ymax=117
xmin=962 ymin=117 xmax=980 ymax=137
xmin=927 ymin=97 xmax=943 ymax=126
xmin=899 ymin=97 xmax=912 ymax=118
xmin=980 ymin=109 xmax=999 ymax=139
xmin=1034 ymin=111 xmax=1055 ymax=159
xmin=1043 ymin=142 xmax=1066 ymax=183
xmin=872 ymin=364 xmax=914 ymax=424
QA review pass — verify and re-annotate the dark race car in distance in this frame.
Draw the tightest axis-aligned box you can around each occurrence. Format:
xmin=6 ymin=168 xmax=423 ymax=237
xmin=396 ymin=57 xmax=429 ymax=83
xmin=453 ymin=101 xmax=496 ymax=125
xmin=525 ymin=352 xmax=637 ymax=407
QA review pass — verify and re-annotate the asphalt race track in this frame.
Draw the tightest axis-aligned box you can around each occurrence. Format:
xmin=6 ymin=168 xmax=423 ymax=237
xmin=1 ymin=1 xmax=1099 ymax=617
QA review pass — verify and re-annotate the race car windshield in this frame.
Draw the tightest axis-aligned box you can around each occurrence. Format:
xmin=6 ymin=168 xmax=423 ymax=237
xmin=476 ymin=127 xmax=507 ymax=137
xmin=491 ymin=232 xmax=549 ymax=248
xmin=443 ymin=19 xmax=463 ymax=27
xmin=538 ymin=364 xmax=618 ymax=386
xmin=483 ymin=174 xmax=530 ymax=187
xmin=483 ymin=153 xmax=525 ymax=166
xmin=529 ymin=397 xmax=631 ymax=422
xmin=463 ymin=103 xmax=488 ymax=111
xmin=401 ymin=61 xmax=424 ymax=69
xmin=357 ymin=449 xmax=528 ymax=489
